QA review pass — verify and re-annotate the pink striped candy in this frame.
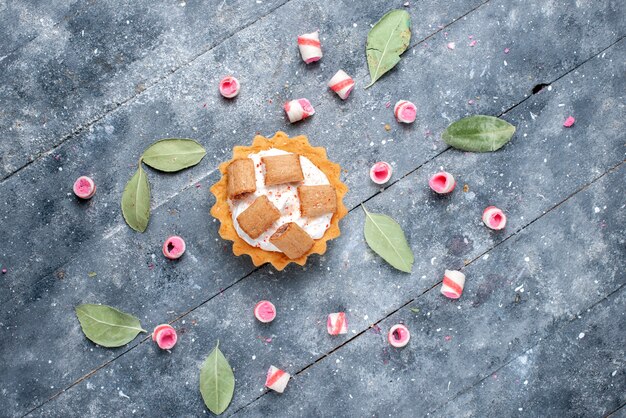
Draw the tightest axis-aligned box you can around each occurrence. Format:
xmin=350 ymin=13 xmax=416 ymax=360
xmin=394 ymin=100 xmax=417 ymax=123
xmin=284 ymin=98 xmax=315 ymax=123
xmin=429 ymin=171 xmax=456 ymax=194
xmin=482 ymin=206 xmax=507 ymax=230
xmin=327 ymin=312 xmax=347 ymax=335
xmin=265 ymin=366 xmax=290 ymax=393
xmin=441 ymin=269 xmax=466 ymax=299
xmin=327 ymin=70 xmax=355 ymax=100
xmin=388 ymin=324 xmax=410 ymax=348
xmin=73 ymin=176 xmax=96 ymax=199
xmin=152 ymin=324 xmax=178 ymax=350
xmin=297 ymin=31 xmax=323 ymax=64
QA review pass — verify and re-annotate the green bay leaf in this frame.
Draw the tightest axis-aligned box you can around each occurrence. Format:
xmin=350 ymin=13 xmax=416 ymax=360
xmin=362 ymin=205 xmax=414 ymax=273
xmin=75 ymin=304 xmax=146 ymax=348
xmin=142 ymin=138 xmax=206 ymax=172
xmin=121 ymin=165 xmax=151 ymax=232
xmin=200 ymin=341 xmax=235 ymax=415
xmin=442 ymin=115 xmax=516 ymax=152
xmin=365 ymin=9 xmax=411 ymax=88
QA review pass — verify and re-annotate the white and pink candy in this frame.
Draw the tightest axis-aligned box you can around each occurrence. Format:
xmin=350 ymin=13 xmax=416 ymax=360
xmin=219 ymin=76 xmax=240 ymax=98
xmin=73 ymin=176 xmax=96 ymax=199
xmin=297 ymin=31 xmax=322 ymax=64
xmin=388 ymin=324 xmax=410 ymax=348
xmin=328 ymin=70 xmax=355 ymax=100
xmin=441 ymin=269 xmax=466 ymax=300
xmin=284 ymin=98 xmax=315 ymax=123
xmin=265 ymin=366 xmax=290 ymax=393
xmin=163 ymin=236 xmax=186 ymax=260
xmin=152 ymin=324 xmax=178 ymax=350
xmin=327 ymin=312 xmax=347 ymax=335
xmin=482 ymin=206 xmax=507 ymax=230
xmin=370 ymin=161 xmax=392 ymax=185
xmin=394 ymin=100 xmax=417 ymax=124
xmin=429 ymin=171 xmax=456 ymax=194
xmin=254 ymin=300 xmax=276 ymax=323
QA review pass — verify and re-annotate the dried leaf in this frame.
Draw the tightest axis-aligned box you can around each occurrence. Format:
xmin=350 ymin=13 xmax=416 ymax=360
xmin=142 ymin=138 xmax=206 ymax=172
xmin=121 ymin=165 xmax=151 ymax=232
xmin=200 ymin=341 xmax=235 ymax=415
xmin=362 ymin=205 xmax=414 ymax=273
xmin=75 ymin=304 xmax=146 ymax=348
xmin=365 ymin=9 xmax=411 ymax=88
xmin=409 ymin=307 xmax=420 ymax=313
xmin=442 ymin=115 xmax=516 ymax=152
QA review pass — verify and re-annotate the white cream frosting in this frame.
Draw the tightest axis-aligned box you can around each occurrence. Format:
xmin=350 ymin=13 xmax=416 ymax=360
xmin=228 ymin=148 xmax=333 ymax=252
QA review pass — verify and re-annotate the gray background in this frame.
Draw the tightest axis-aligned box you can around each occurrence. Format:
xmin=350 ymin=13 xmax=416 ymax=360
xmin=0 ymin=0 xmax=624 ymax=416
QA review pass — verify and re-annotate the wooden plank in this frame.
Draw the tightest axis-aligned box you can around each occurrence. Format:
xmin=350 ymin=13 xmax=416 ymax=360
xmin=25 ymin=32 xmax=626 ymax=416
xmin=434 ymin=286 xmax=626 ymax=417
xmin=0 ymin=0 xmax=292 ymax=179
xmin=236 ymin=163 xmax=626 ymax=417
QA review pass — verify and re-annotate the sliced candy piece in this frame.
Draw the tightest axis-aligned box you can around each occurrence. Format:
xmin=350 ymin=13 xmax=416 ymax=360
xmin=297 ymin=31 xmax=322 ymax=64
xmin=388 ymin=324 xmax=410 ymax=348
xmin=327 ymin=70 xmax=355 ymax=100
xmin=482 ymin=206 xmax=507 ymax=230
xmin=429 ymin=171 xmax=456 ymax=194
xmin=227 ymin=158 xmax=256 ymax=199
xmin=254 ymin=300 xmax=276 ymax=323
xmin=563 ymin=116 xmax=575 ymax=127
xmin=152 ymin=324 xmax=178 ymax=350
xmin=284 ymin=98 xmax=315 ymax=123
xmin=237 ymin=195 xmax=281 ymax=239
xmin=298 ymin=185 xmax=337 ymax=217
xmin=73 ymin=176 xmax=96 ymax=199
xmin=219 ymin=76 xmax=240 ymax=98
xmin=327 ymin=312 xmax=347 ymax=335
xmin=162 ymin=236 xmax=186 ymax=259
xmin=262 ymin=153 xmax=304 ymax=186
xmin=440 ymin=269 xmax=466 ymax=299
xmin=394 ymin=100 xmax=417 ymax=123
xmin=265 ymin=366 xmax=290 ymax=393
xmin=370 ymin=161 xmax=392 ymax=185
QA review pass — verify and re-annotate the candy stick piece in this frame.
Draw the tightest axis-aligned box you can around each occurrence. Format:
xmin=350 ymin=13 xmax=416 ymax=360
xmin=388 ymin=324 xmax=410 ymax=347
xmin=297 ymin=31 xmax=323 ymax=64
xmin=219 ymin=76 xmax=240 ymax=98
xmin=298 ymin=185 xmax=337 ymax=217
xmin=254 ymin=300 xmax=276 ymax=323
xmin=265 ymin=366 xmax=290 ymax=393
xmin=394 ymin=100 xmax=417 ymax=123
xmin=429 ymin=171 xmax=456 ymax=194
xmin=237 ymin=196 xmax=281 ymax=239
xmin=262 ymin=153 xmax=304 ymax=185
xmin=327 ymin=312 xmax=347 ymax=335
xmin=152 ymin=324 xmax=178 ymax=350
xmin=73 ymin=176 xmax=96 ymax=199
xmin=482 ymin=206 xmax=507 ymax=230
xmin=284 ymin=98 xmax=315 ymax=123
xmin=440 ymin=269 xmax=466 ymax=299
xmin=327 ymin=70 xmax=355 ymax=100
xmin=370 ymin=161 xmax=392 ymax=184
xmin=227 ymin=158 xmax=256 ymax=199
xmin=269 ymin=222 xmax=314 ymax=259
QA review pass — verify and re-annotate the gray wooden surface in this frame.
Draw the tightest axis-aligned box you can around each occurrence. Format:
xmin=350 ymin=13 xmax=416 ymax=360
xmin=0 ymin=0 xmax=624 ymax=417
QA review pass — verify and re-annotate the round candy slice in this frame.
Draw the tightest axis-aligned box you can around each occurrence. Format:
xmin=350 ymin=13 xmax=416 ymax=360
xmin=370 ymin=162 xmax=392 ymax=185
xmin=254 ymin=300 xmax=276 ymax=323
xmin=388 ymin=324 xmax=410 ymax=348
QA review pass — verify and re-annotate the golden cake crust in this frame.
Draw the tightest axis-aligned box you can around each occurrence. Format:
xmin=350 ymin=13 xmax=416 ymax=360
xmin=210 ymin=131 xmax=348 ymax=270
